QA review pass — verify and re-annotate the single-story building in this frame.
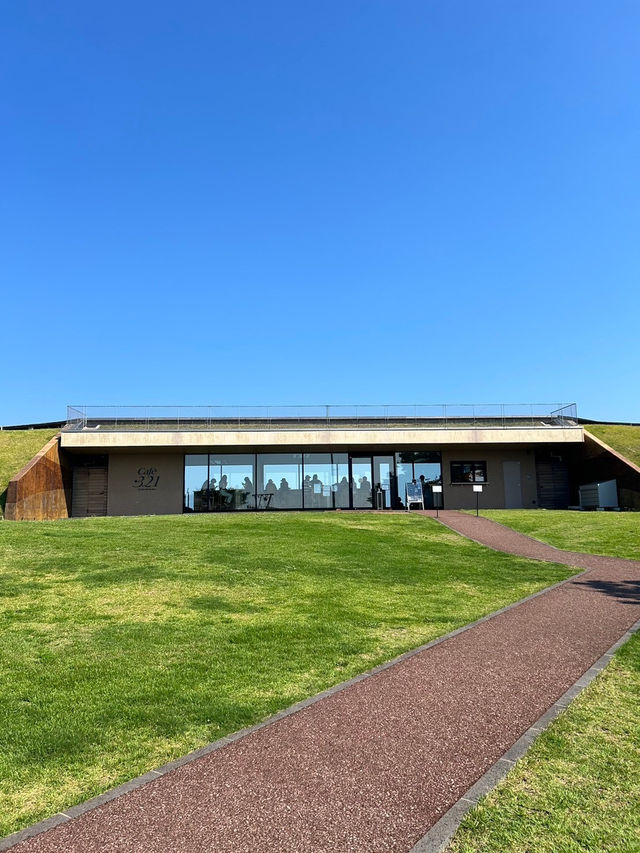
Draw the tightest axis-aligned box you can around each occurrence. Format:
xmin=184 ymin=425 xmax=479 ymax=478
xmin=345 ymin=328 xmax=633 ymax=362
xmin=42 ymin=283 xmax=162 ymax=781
xmin=5 ymin=404 xmax=640 ymax=520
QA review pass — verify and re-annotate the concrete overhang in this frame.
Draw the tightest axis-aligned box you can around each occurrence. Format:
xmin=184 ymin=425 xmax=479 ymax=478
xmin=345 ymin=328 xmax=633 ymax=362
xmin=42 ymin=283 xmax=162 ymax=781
xmin=60 ymin=426 xmax=585 ymax=451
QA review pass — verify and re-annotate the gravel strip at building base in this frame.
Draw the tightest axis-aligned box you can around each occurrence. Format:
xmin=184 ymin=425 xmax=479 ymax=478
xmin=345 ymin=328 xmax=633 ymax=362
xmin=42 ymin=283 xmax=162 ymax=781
xmin=7 ymin=514 xmax=640 ymax=853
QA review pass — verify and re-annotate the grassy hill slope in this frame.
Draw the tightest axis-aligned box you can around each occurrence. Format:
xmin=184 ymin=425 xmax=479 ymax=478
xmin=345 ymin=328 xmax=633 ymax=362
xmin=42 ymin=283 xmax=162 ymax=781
xmin=585 ymin=423 xmax=640 ymax=467
xmin=0 ymin=512 xmax=573 ymax=836
xmin=0 ymin=429 xmax=59 ymax=514
xmin=477 ymin=509 xmax=640 ymax=560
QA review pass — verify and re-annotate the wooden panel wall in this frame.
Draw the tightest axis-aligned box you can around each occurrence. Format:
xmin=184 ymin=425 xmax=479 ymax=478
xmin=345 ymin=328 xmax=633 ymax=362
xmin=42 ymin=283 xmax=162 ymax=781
xmin=4 ymin=435 xmax=72 ymax=521
xmin=71 ymin=466 xmax=108 ymax=517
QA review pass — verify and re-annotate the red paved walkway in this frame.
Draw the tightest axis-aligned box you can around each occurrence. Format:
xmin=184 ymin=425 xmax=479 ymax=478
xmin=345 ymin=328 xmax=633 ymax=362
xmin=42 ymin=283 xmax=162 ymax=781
xmin=9 ymin=513 xmax=640 ymax=853
xmin=422 ymin=509 xmax=640 ymax=569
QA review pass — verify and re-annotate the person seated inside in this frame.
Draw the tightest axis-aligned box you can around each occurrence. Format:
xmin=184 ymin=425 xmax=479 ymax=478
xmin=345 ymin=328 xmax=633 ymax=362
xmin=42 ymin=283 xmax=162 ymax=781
xmin=242 ymin=477 xmax=254 ymax=508
xmin=199 ymin=476 xmax=218 ymax=509
xmin=214 ymin=474 xmax=231 ymax=509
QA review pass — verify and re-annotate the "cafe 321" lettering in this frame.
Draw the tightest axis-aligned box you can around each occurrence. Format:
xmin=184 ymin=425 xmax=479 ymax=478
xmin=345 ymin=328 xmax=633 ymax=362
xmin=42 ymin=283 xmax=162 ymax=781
xmin=133 ymin=467 xmax=160 ymax=489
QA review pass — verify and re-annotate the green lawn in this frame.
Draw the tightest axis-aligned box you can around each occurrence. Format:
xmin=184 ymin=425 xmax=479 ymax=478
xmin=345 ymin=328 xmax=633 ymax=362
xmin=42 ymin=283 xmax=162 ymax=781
xmin=477 ymin=510 xmax=640 ymax=561
xmin=0 ymin=429 xmax=58 ymax=514
xmin=449 ymin=630 xmax=640 ymax=853
xmin=0 ymin=512 xmax=573 ymax=837
xmin=585 ymin=423 xmax=640 ymax=468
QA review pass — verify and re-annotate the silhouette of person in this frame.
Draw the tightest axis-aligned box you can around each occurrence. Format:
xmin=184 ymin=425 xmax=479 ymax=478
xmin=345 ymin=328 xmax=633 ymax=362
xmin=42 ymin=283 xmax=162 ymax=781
xmin=419 ymin=474 xmax=433 ymax=508
xmin=337 ymin=476 xmax=350 ymax=506
xmin=240 ymin=476 xmax=254 ymax=509
xmin=303 ymin=474 xmax=312 ymax=495
xmin=280 ymin=477 xmax=295 ymax=508
xmin=308 ymin=473 xmax=323 ymax=506
xmin=205 ymin=477 xmax=218 ymax=510
xmin=217 ymin=474 xmax=233 ymax=508
xmin=359 ymin=476 xmax=372 ymax=505
xmin=265 ymin=478 xmax=277 ymax=493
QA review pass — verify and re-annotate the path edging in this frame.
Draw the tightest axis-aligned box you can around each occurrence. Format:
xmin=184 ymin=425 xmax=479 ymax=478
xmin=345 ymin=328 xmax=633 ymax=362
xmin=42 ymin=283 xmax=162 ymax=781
xmin=437 ymin=510 xmax=640 ymax=566
xmin=0 ymin=566 xmax=587 ymax=852
xmin=430 ymin=512 xmax=571 ymax=564
xmin=409 ymin=616 xmax=640 ymax=853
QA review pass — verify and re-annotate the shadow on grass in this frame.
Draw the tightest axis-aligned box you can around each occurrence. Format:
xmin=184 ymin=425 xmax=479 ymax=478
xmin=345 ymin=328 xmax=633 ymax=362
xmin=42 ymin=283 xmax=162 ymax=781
xmin=187 ymin=595 xmax=263 ymax=614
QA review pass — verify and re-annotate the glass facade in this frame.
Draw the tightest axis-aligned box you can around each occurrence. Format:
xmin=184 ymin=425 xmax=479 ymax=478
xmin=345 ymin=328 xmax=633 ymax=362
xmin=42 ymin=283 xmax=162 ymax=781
xmin=257 ymin=453 xmax=303 ymax=509
xmin=333 ymin=452 xmax=350 ymax=508
xmin=351 ymin=456 xmax=373 ymax=508
xmin=184 ymin=450 xmax=442 ymax=512
xmin=184 ymin=453 xmax=255 ymax=511
xmin=184 ymin=454 xmax=209 ymax=512
xmin=373 ymin=455 xmax=394 ymax=509
xmin=303 ymin=453 xmax=334 ymax=509
xmin=210 ymin=454 xmax=255 ymax=510
xmin=395 ymin=451 xmax=443 ymax=509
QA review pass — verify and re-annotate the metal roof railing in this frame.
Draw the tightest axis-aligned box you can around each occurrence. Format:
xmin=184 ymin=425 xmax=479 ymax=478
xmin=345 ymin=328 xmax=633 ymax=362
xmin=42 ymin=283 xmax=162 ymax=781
xmin=64 ymin=403 xmax=579 ymax=432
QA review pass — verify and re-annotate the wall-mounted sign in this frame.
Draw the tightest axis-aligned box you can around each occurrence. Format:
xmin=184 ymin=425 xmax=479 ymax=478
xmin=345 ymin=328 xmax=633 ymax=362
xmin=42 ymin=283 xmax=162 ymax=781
xmin=133 ymin=467 xmax=160 ymax=490
xmin=432 ymin=485 xmax=443 ymax=493
xmin=472 ymin=484 xmax=483 ymax=493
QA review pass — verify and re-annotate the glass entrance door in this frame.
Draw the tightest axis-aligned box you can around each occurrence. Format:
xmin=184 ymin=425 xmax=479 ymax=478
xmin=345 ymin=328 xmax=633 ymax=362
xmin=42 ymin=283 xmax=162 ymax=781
xmin=350 ymin=455 xmax=395 ymax=509
xmin=351 ymin=457 xmax=374 ymax=508
xmin=373 ymin=455 xmax=394 ymax=509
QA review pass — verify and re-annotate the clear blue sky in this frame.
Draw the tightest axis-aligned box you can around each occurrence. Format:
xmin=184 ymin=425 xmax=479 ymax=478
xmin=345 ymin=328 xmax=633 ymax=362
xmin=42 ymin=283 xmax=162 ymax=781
xmin=2 ymin=1 xmax=639 ymax=425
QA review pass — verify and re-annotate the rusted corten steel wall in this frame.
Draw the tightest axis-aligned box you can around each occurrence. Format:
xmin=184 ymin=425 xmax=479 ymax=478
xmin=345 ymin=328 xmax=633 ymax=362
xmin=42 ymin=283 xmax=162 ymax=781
xmin=4 ymin=435 xmax=72 ymax=521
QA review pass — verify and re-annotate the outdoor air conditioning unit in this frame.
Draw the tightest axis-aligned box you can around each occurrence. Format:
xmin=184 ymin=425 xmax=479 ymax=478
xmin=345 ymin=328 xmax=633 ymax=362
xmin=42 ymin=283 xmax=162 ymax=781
xmin=578 ymin=479 xmax=618 ymax=510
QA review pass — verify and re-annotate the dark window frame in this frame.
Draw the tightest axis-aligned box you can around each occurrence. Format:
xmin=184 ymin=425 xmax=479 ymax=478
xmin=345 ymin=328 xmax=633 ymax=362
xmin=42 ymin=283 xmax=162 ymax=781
xmin=450 ymin=460 xmax=487 ymax=484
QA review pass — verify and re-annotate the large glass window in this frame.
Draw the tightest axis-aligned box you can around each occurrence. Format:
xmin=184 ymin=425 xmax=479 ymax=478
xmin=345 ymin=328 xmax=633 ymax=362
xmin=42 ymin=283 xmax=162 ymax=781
xmin=395 ymin=455 xmax=412 ymax=510
xmin=184 ymin=454 xmax=209 ymax=512
xmin=303 ymin=454 xmax=333 ymax=509
xmin=257 ymin=453 xmax=303 ymax=509
xmin=185 ymin=450 xmax=439 ymax=512
xmin=395 ymin=451 xmax=442 ymax=508
xmin=209 ymin=455 xmax=255 ymax=510
xmin=351 ymin=457 xmax=373 ymax=509
xmin=373 ymin=456 xmax=395 ymax=509
xmin=332 ymin=453 xmax=350 ymax=508
xmin=415 ymin=460 xmax=442 ymax=509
